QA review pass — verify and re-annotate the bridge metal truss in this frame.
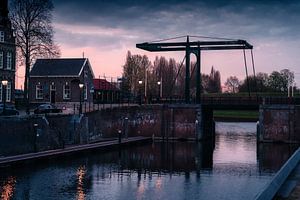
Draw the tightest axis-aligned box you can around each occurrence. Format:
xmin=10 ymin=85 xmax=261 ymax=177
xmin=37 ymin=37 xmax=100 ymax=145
xmin=136 ymin=36 xmax=253 ymax=104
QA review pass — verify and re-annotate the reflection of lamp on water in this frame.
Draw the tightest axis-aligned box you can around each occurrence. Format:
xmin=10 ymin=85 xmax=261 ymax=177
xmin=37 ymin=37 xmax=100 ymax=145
xmin=155 ymin=178 xmax=162 ymax=190
xmin=1 ymin=176 xmax=16 ymax=199
xmin=76 ymin=166 xmax=86 ymax=200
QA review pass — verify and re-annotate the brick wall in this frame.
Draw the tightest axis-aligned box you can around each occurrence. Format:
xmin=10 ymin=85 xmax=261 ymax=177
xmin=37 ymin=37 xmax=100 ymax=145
xmin=0 ymin=105 xmax=211 ymax=156
xmin=259 ymin=105 xmax=300 ymax=143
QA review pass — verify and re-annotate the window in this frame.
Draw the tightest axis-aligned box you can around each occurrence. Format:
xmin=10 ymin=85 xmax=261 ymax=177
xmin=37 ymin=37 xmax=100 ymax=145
xmin=63 ymin=83 xmax=71 ymax=100
xmin=36 ymin=84 xmax=43 ymax=99
xmin=7 ymin=52 xmax=12 ymax=70
xmin=84 ymin=85 xmax=87 ymax=100
xmin=6 ymin=82 xmax=11 ymax=102
xmin=0 ymin=82 xmax=11 ymax=102
xmin=50 ymin=83 xmax=56 ymax=91
xmin=0 ymin=51 xmax=3 ymax=69
xmin=0 ymin=31 xmax=4 ymax=42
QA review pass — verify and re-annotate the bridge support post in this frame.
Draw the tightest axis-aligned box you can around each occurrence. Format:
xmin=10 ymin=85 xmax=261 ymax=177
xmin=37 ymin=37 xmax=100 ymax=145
xmin=185 ymin=36 xmax=190 ymax=104
xmin=196 ymin=106 xmax=214 ymax=140
xmin=196 ymin=48 xmax=201 ymax=104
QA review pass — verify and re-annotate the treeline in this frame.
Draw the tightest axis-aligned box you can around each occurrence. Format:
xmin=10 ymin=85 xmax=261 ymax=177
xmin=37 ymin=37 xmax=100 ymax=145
xmin=121 ymin=51 xmax=297 ymax=98
xmin=225 ymin=69 xmax=296 ymax=94
xmin=122 ymin=51 xmax=222 ymax=99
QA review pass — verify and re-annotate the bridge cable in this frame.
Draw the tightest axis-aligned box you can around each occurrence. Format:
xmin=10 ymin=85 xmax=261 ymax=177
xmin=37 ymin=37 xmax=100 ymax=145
xmin=170 ymin=55 xmax=186 ymax=96
xmin=149 ymin=35 xmax=239 ymax=43
xmin=243 ymin=49 xmax=251 ymax=98
xmin=189 ymin=35 xmax=238 ymax=41
xmin=250 ymin=49 xmax=259 ymax=99
xmin=149 ymin=35 xmax=188 ymax=43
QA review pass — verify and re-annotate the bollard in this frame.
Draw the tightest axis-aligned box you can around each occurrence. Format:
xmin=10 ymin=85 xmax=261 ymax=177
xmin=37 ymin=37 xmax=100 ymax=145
xmin=33 ymin=123 xmax=39 ymax=152
xmin=118 ymin=130 xmax=122 ymax=144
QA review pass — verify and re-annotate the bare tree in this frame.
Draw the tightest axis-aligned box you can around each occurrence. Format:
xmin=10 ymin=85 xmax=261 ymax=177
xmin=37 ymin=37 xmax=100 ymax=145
xmin=225 ymin=76 xmax=240 ymax=93
xmin=122 ymin=51 xmax=151 ymax=96
xmin=10 ymin=0 xmax=60 ymax=109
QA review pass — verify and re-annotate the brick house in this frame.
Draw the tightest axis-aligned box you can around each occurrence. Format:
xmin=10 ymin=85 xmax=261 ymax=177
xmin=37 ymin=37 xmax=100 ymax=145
xmin=93 ymin=78 xmax=121 ymax=103
xmin=29 ymin=58 xmax=95 ymax=104
xmin=0 ymin=0 xmax=16 ymax=103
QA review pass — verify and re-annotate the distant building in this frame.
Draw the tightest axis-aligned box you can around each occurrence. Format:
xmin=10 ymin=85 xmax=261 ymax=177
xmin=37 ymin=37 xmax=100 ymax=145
xmin=93 ymin=78 xmax=120 ymax=103
xmin=29 ymin=58 xmax=94 ymax=104
xmin=0 ymin=0 xmax=16 ymax=103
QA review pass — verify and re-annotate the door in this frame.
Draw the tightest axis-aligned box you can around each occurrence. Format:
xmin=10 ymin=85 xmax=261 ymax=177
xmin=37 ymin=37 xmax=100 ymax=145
xmin=50 ymin=91 xmax=56 ymax=104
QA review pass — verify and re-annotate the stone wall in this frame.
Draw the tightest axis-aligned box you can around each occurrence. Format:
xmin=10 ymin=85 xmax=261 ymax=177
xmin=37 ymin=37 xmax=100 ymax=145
xmin=258 ymin=105 xmax=300 ymax=143
xmin=0 ymin=105 xmax=214 ymax=156
xmin=0 ymin=116 xmax=61 ymax=156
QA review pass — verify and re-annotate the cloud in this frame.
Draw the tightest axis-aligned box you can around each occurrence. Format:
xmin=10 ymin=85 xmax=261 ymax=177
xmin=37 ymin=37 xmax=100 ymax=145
xmin=52 ymin=0 xmax=300 ymax=41
xmin=50 ymin=0 xmax=300 ymax=84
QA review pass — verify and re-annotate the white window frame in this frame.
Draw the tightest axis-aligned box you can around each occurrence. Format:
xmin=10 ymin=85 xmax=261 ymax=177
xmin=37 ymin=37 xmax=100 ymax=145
xmin=0 ymin=84 xmax=2 ymax=102
xmin=7 ymin=52 xmax=12 ymax=70
xmin=0 ymin=51 xmax=3 ymax=69
xmin=50 ymin=83 xmax=56 ymax=91
xmin=63 ymin=83 xmax=71 ymax=100
xmin=36 ymin=84 xmax=43 ymax=99
xmin=6 ymin=82 xmax=11 ymax=102
xmin=0 ymin=31 xmax=4 ymax=42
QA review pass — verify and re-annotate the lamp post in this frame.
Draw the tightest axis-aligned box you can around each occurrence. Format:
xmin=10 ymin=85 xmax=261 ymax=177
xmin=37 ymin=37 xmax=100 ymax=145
xmin=79 ymin=83 xmax=84 ymax=114
xmin=138 ymin=80 xmax=142 ymax=105
xmin=157 ymin=81 xmax=161 ymax=103
xmin=1 ymin=80 xmax=8 ymax=115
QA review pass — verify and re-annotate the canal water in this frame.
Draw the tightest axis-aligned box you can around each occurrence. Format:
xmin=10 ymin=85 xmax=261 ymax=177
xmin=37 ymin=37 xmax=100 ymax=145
xmin=0 ymin=122 xmax=298 ymax=200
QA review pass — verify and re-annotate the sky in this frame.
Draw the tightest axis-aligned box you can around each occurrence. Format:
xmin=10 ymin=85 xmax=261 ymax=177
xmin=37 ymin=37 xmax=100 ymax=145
xmin=15 ymin=0 xmax=300 ymax=88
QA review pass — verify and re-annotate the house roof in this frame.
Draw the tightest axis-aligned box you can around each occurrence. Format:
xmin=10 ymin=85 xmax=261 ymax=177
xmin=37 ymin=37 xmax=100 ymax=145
xmin=93 ymin=79 xmax=118 ymax=91
xmin=30 ymin=58 xmax=91 ymax=77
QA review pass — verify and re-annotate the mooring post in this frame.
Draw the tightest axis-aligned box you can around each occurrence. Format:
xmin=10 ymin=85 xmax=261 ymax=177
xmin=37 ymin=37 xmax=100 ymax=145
xmin=123 ymin=117 xmax=129 ymax=139
xmin=118 ymin=130 xmax=122 ymax=144
xmin=33 ymin=123 xmax=39 ymax=152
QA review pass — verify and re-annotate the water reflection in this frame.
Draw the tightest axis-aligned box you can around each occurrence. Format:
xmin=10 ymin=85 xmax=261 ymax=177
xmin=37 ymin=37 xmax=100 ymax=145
xmin=0 ymin=122 xmax=298 ymax=200
xmin=0 ymin=176 xmax=16 ymax=200
xmin=76 ymin=166 xmax=86 ymax=200
xmin=119 ymin=141 xmax=214 ymax=173
xmin=257 ymin=143 xmax=299 ymax=172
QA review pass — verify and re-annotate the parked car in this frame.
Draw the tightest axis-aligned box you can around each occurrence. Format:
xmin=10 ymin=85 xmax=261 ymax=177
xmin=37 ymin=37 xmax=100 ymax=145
xmin=0 ymin=103 xmax=19 ymax=116
xmin=34 ymin=104 xmax=62 ymax=114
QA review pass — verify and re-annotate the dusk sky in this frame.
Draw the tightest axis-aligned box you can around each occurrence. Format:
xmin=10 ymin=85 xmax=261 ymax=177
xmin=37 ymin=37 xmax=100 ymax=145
xmin=17 ymin=0 xmax=300 ymax=87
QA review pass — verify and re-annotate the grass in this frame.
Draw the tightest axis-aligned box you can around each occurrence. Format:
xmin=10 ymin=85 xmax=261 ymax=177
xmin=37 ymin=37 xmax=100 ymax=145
xmin=213 ymin=110 xmax=259 ymax=120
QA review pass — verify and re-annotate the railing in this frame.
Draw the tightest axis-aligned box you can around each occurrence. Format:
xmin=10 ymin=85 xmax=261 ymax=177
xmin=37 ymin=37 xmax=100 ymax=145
xmin=55 ymin=96 xmax=300 ymax=115
xmin=147 ymin=96 xmax=300 ymax=106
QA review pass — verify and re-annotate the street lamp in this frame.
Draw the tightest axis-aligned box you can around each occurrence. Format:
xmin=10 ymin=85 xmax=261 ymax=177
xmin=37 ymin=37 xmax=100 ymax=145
xmin=157 ymin=81 xmax=161 ymax=103
xmin=79 ymin=83 xmax=84 ymax=114
xmin=1 ymin=80 xmax=8 ymax=115
xmin=138 ymin=80 xmax=143 ymax=105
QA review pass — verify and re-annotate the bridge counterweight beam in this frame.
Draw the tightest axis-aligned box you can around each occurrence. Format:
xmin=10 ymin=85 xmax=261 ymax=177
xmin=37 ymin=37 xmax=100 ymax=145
xmin=185 ymin=36 xmax=190 ymax=104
